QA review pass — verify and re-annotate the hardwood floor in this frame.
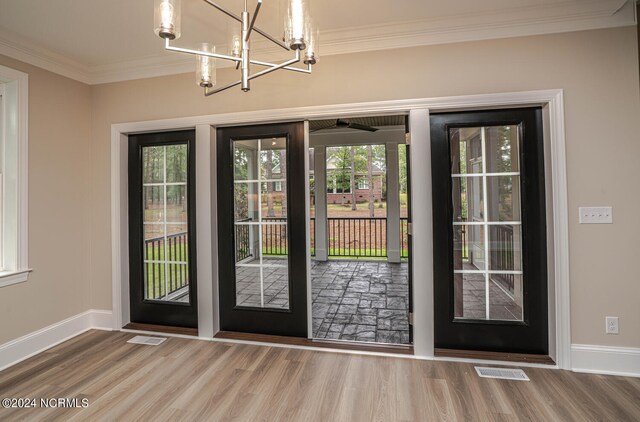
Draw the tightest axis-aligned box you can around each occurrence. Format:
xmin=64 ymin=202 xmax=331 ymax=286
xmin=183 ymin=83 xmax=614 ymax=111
xmin=0 ymin=330 xmax=638 ymax=421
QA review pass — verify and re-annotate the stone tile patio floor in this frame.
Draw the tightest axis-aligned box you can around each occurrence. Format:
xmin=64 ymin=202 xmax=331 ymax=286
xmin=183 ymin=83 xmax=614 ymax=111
xmin=311 ymin=260 xmax=410 ymax=344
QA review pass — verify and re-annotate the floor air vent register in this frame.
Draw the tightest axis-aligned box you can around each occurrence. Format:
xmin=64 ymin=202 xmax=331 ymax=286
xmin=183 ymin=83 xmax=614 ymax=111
xmin=126 ymin=336 xmax=167 ymax=346
xmin=475 ymin=367 xmax=530 ymax=381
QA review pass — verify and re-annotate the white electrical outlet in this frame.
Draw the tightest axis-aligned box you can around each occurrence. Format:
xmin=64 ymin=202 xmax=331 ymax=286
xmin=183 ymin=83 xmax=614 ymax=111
xmin=605 ymin=316 xmax=619 ymax=334
xmin=579 ymin=207 xmax=613 ymax=224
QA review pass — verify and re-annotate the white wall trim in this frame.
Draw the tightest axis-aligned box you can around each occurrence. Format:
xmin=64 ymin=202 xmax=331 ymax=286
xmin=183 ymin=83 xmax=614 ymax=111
xmin=408 ymin=109 xmax=433 ymax=358
xmin=0 ymin=269 xmax=31 ymax=288
xmin=548 ymin=92 xmax=572 ymax=369
xmin=111 ymin=89 xmax=571 ymax=369
xmin=571 ymin=344 xmax=640 ymax=378
xmin=0 ymin=0 xmax=635 ymax=85
xmin=0 ymin=64 xmax=30 ymax=285
xmin=110 ymin=131 xmax=129 ymax=330
xmin=0 ymin=310 xmax=113 ymax=372
xmin=196 ymin=125 xmax=214 ymax=339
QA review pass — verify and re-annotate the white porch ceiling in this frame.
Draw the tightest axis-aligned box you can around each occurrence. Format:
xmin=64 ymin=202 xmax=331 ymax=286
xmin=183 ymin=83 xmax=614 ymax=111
xmin=0 ymin=0 xmax=635 ymax=84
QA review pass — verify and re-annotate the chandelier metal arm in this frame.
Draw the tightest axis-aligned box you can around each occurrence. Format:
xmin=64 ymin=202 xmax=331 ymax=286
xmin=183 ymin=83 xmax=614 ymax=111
xmin=248 ymin=49 xmax=301 ymax=80
xmin=202 ymin=0 xmax=290 ymax=51
xmin=164 ymin=38 xmax=241 ymax=63
xmin=205 ymin=49 xmax=303 ymax=96
xmin=246 ymin=0 xmax=262 ymax=42
xmin=250 ymin=59 xmax=311 ymax=74
xmin=204 ymin=79 xmax=242 ymax=96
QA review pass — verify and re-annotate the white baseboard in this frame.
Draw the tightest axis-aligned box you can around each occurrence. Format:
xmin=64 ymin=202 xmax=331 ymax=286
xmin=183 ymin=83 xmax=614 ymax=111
xmin=571 ymin=344 xmax=640 ymax=378
xmin=0 ymin=309 xmax=113 ymax=372
xmin=2 ymin=313 xmax=639 ymax=379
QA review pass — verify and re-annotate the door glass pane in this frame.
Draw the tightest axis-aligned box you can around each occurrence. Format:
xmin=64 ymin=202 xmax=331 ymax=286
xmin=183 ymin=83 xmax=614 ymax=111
xmin=233 ymin=138 xmax=290 ymax=310
xmin=263 ymin=263 xmax=290 ymax=309
xmin=489 ymin=274 xmax=523 ymax=321
xmin=454 ymin=273 xmax=487 ymax=320
xmin=144 ymin=224 xmax=164 ymax=260
xmin=486 ymin=176 xmax=521 ymax=221
xmin=142 ymin=144 xmax=191 ymax=304
xmin=143 ymin=186 xmax=163 ymax=223
xmin=450 ymin=126 xmax=523 ymax=322
xmin=234 ymin=182 xmax=259 ymax=222
xmin=452 ymin=177 xmax=483 ymax=223
xmin=453 ymin=224 xmax=485 ymax=271
xmin=166 ymin=185 xmax=187 ymax=223
xmin=450 ymin=127 xmax=483 ymax=174
xmin=234 ymin=139 xmax=260 ymax=181
xmin=262 ymin=182 xmax=288 ymax=219
xmin=143 ymin=146 xmax=164 ymax=183
xmin=260 ymin=138 xmax=286 ymax=180
xmin=489 ymin=225 xmax=522 ymax=272
xmin=486 ymin=126 xmax=519 ymax=173
xmin=166 ymin=144 xmax=188 ymax=183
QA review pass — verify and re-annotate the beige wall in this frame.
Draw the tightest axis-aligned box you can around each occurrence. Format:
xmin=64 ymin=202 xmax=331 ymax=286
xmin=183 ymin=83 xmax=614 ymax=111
xmin=1 ymin=25 xmax=638 ymax=350
xmin=0 ymin=55 xmax=92 ymax=344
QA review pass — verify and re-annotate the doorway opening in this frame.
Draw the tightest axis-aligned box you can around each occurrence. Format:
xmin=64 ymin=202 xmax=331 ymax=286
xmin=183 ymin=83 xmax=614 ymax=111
xmin=308 ymin=116 xmax=412 ymax=345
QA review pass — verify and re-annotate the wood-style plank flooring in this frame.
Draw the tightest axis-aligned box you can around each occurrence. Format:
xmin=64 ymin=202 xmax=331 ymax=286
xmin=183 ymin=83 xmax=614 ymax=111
xmin=0 ymin=330 xmax=638 ymax=421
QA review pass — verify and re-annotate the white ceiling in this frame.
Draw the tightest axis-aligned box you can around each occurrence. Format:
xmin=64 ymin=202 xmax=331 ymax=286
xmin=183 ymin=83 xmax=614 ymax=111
xmin=0 ymin=0 xmax=634 ymax=84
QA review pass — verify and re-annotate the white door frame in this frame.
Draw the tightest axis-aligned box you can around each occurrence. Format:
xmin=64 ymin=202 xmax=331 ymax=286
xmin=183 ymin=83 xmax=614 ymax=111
xmin=111 ymin=89 xmax=570 ymax=369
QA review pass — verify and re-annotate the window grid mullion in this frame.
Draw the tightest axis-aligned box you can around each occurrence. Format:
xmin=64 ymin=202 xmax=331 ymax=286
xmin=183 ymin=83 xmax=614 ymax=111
xmin=481 ymin=127 xmax=490 ymax=320
xmin=163 ymin=146 xmax=169 ymax=300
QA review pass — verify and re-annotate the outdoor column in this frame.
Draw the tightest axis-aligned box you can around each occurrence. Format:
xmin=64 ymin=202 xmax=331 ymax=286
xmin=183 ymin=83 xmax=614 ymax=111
xmin=386 ymin=142 xmax=401 ymax=263
xmin=314 ymin=146 xmax=328 ymax=261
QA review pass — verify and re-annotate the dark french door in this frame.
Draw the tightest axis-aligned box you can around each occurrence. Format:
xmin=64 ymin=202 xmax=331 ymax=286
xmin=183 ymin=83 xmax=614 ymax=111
xmin=128 ymin=130 xmax=198 ymax=328
xmin=217 ymin=122 xmax=308 ymax=337
xmin=431 ymin=108 xmax=548 ymax=355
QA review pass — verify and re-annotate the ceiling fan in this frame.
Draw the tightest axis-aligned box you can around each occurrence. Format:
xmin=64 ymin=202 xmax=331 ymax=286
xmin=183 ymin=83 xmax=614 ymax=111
xmin=312 ymin=119 xmax=379 ymax=133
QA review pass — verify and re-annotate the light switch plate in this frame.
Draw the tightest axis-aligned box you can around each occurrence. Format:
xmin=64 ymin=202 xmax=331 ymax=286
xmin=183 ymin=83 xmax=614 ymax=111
xmin=579 ymin=207 xmax=613 ymax=224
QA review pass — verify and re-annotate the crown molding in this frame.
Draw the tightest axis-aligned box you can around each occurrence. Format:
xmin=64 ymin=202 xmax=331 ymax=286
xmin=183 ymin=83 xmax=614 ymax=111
xmin=0 ymin=29 xmax=92 ymax=84
xmin=0 ymin=0 xmax=636 ymax=85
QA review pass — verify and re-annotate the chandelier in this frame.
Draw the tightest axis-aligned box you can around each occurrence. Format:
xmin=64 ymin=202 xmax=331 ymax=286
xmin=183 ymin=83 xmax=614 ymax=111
xmin=154 ymin=0 xmax=319 ymax=95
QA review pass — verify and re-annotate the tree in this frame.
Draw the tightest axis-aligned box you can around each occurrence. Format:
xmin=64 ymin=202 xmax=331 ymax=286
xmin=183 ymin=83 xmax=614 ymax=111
xmin=328 ymin=146 xmax=353 ymax=207
xmin=279 ymin=149 xmax=287 ymax=216
xmin=350 ymin=146 xmax=356 ymax=210
xmin=265 ymin=150 xmax=275 ymax=217
xmin=367 ymin=145 xmax=374 ymax=217
xmin=234 ymin=147 xmax=249 ymax=221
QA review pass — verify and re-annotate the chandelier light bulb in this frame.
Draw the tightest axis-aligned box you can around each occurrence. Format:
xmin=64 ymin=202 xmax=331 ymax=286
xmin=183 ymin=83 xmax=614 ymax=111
xmin=160 ymin=3 xmax=173 ymax=27
xmin=230 ymin=35 xmax=242 ymax=57
xmin=304 ymin=21 xmax=319 ymax=65
xmin=196 ymin=44 xmax=216 ymax=88
xmin=154 ymin=0 xmax=181 ymax=40
xmin=287 ymin=0 xmax=307 ymax=50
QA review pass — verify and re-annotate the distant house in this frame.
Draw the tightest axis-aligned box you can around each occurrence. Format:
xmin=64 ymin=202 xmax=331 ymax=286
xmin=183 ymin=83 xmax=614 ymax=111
xmin=308 ymin=154 xmax=385 ymax=205
xmin=267 ymin=151 xmax=385 ymax=206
